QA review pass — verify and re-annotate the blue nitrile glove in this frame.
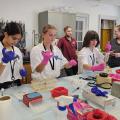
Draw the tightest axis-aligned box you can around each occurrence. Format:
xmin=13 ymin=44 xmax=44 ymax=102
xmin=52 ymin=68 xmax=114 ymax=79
xmin=2 ymin=48 xmax=15 ymax=63
xmin=91 ymin=86 xmax=108 ymax=97
xmin=69 ymin=103 xmax=76 ymax=115
xmin=19 ymin=68 xmax=27 ymax=77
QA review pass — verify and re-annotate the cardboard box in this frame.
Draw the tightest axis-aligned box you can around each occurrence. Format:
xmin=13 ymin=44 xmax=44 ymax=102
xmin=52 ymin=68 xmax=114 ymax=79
xmin=82 ymin=87 xmax=116 ymax=108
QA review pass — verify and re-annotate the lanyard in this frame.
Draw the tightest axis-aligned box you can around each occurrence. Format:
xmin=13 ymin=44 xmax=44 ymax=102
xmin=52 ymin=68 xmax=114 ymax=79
xmin=90 ymin=54 xmax=95 ymax=66
xmin=9 ymin=46 xmax=16 ymax=81
xmin=43 ymin=44 xmax=54 ymax=70
xmin=1 ymin=41 xmax=16 ymax=81
xmin=1 ymin=41 xmax=15 ymax=81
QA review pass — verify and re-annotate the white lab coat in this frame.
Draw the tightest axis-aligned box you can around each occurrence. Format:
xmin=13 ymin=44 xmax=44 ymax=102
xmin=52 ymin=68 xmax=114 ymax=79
xmin=0 ymin=42 xmax=23 ymax=83
xmin=30 ymin=43 xmax=68 ymax=80
xmin=78 ymin=47 xmax=104 ymax=74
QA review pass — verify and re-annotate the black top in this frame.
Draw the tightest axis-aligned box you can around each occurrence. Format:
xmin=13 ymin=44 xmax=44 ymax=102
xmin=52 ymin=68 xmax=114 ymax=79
xmin=108 ymin=38 xmax=120 ymax=68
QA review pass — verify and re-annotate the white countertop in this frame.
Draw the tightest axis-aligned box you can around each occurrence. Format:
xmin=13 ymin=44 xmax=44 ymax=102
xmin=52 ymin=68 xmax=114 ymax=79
xmin=1 ymin=68 xmax=120 ymax=120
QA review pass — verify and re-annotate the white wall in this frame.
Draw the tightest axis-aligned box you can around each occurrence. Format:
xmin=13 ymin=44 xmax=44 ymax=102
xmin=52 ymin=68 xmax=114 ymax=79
xmin=0 ymin=0 xmax=120 ymax=50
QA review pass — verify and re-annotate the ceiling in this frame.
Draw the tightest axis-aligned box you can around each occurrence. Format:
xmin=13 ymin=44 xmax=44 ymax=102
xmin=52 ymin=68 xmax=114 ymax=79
xmin=85 ymin=0 xmax=120 ymax=7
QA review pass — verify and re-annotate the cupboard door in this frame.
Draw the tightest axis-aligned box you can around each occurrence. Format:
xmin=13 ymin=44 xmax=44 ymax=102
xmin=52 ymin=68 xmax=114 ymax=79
xmin=48 ymin=12 xmax=76 ymax=38
xmin=48 ymin=12 xmax=63 ymax=38
xmin=62 ymin=13 xmax=76 ymax=38
xmin=38 ymin=11 xmax=76 ymax=38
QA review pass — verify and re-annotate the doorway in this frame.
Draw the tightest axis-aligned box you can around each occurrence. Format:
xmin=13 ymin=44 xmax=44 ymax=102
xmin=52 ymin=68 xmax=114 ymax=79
xmin=99 ymin=18 xmax=116 ymax=51
xmin=98 ymin=15 xmax=117 ymax=51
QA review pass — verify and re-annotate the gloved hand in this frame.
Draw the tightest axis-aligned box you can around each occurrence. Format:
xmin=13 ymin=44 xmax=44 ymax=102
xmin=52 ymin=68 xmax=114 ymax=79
xmin=1 ymin=48 xmax=15 ymax=63
xmin=41 ymin=51 xmax=53 ymax=65
xmin=90 ymin=63 xmax=105 ymax=71
xmin=19 ymin=68 xmax=27 ymax=77
xmin=91 ymin=86 xmax=108 ymax=97
xmin=68 ymin=59 xmax=77 ymax=67
xmin=105 ymin=42 xmax=111 ymax=52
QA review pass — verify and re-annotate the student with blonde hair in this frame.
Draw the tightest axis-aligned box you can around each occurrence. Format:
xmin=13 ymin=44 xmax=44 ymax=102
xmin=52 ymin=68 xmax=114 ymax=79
xmin=30 ymin=24 xmax=77 ymax=80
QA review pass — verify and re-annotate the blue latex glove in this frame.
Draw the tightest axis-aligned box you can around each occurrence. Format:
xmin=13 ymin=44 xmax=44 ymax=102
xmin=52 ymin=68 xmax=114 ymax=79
xmin=19 ymin=68 xmax=27 ymax=77
xmin=69 ymin=103 xmax=76 ymax=115
xmin=2 ymin=48 xmax=15 ymax=63
xmin=91 ymin=86 xmax=108 ymax=97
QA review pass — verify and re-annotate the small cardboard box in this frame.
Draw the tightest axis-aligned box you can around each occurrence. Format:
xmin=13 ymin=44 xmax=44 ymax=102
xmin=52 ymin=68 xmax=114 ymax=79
xmin=23 ymin=92 xmax=42 ymax=107
xmin=82 ymin=87 xmax=116 ymax=108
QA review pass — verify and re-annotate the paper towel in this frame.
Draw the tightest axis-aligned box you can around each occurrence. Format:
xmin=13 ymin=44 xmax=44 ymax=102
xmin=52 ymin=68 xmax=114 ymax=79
xmin=0 ymin=96 xmax=13 ymax=120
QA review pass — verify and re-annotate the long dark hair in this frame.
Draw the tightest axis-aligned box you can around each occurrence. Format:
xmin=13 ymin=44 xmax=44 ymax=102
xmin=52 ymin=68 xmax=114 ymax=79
xmin=0 ymin=22 xmax=22 ymax=41
xmin=82 ymin=30 xmax=100 ymax=47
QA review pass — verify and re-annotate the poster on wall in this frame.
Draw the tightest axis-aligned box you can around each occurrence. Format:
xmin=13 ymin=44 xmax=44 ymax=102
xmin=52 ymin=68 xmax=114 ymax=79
xmin=0 ymin=19 xmax=26 ymax=49
xmin=15 ymin=22 xmax=26 ymax=49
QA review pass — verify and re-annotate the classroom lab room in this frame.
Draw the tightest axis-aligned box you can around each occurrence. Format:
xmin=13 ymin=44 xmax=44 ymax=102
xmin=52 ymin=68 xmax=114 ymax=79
xmin=0 ymin=0 xmax=120 ymax=120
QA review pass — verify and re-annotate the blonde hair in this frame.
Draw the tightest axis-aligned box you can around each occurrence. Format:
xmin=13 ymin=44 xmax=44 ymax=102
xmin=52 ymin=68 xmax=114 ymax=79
xmin=42 ymin=24 xmax=56 ymax=34
xmin=40 ymin=24 xmax=56 ymax=42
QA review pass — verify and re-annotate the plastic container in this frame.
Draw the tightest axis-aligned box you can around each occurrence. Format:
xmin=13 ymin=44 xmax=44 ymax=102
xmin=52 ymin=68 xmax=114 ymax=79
xmin=116 ymin=69 xmax=120 ymax=74
xmin=51 ymin=87 xmax=68 ymax=98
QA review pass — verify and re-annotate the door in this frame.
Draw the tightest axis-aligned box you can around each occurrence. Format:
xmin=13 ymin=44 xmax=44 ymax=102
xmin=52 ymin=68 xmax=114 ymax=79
xmin=100 ymin=19 xmax=116 ymax=51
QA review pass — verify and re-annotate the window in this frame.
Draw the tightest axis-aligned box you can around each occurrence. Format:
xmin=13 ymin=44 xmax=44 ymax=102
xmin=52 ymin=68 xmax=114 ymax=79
xmin=76 ymin=14 xmax=89 ymax=50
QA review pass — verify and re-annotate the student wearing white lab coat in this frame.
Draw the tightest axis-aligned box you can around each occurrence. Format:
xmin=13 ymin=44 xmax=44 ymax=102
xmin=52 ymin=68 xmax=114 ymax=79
xmin=78 ymin=30 xmax=105 ymax=74
xmin=30 ymin=24 xmax=77 ymax=80
xmin=0 ymin=22 xmax=26 ymax=89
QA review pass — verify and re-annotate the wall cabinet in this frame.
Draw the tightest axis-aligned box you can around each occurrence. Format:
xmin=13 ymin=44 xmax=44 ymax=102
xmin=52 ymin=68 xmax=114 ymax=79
xmin=38 ymin=11 xmax=76 ymax=40
xmin=38 ymin=11 xmax=89 ymax=50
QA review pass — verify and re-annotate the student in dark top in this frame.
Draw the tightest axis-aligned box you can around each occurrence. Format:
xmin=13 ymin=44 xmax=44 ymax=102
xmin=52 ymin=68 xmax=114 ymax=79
xmin=57 ymin=26 xmax=78 ymax=76
xmin=107 ymin=25 xmax=120 ymax=68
